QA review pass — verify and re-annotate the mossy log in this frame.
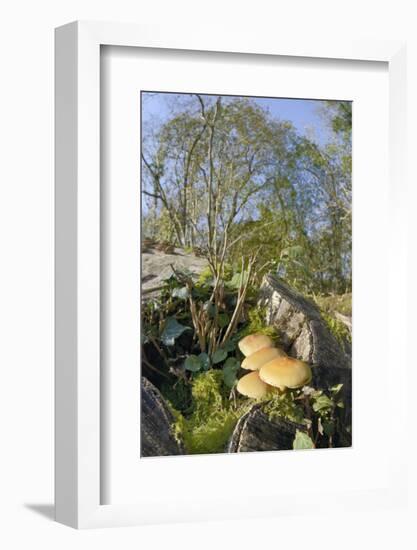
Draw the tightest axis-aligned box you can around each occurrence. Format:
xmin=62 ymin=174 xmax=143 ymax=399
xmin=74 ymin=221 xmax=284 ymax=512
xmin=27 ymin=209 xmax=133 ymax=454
xmin=258 ymin=275 xmax=350 ymax=369
xmin=227 ymin=404 xmax=307 ymax=453
xmin=141 ymin=377 xmax=185 ymax=457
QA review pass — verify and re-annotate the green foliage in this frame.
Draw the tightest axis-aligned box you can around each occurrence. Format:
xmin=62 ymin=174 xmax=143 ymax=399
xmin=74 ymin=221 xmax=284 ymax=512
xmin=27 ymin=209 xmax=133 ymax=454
xmin=171 ymin=370 xmax=249 ymax=454
xmin=262 ymin=390 xmax=305 ymax=424
xmin=321 ymin=311 xmax=351 ymax=346
xmin=315 ymin=293 xmax=352 ymax=316
xmin=160 ymin=317 xmax=192 ymax=346
xmin=212 ymin=348 xmax=228 ymax=364
xmin=143 ymin=94 xmax=352 ymax=296
xmin=222 ymin=357 xmax=240 ymax=388
xmin=161 ymin=379 xmax=192 ymax=415
xmin=171 ymin=286 xmax=189 ymax=300
xmin=260 ymin=383 xmax=347 ymax=449
xmin=238 ymin=307 xmax=277 ymax=342
xmin=184 ymin=355 xmax=203 ymax=372
xmin=293 ymin=430 xmax=315 ymax=450
xmin=184 ymin=352 xmax=213 ymax=373
xmin=197 ymin=266 xmax=215 ymax=287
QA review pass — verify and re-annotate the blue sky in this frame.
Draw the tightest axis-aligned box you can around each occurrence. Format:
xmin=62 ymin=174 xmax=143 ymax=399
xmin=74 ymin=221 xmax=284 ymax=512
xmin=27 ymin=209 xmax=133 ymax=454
xmin=141 ymin=91 xmax=335 ymax=145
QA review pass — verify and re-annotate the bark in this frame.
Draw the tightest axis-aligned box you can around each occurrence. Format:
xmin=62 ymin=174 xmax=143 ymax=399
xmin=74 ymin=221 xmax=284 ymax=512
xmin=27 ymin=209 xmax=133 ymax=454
xmin=141 ymin=377 xmax=185 ymax=457
xmin=258 ymin=275 xmax=350 ymax=369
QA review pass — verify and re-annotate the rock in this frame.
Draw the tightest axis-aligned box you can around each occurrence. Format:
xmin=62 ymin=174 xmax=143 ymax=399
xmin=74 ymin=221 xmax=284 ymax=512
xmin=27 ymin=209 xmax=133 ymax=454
xmin=141 ymin=377 xmax=185 ymax=457
xmin=142 ymin=245 xmax=208 ymax=300
xmin=258 ymin=275 xmax=350 ymax=369
xmin=227 ymin=404 xmax=306 ymax=453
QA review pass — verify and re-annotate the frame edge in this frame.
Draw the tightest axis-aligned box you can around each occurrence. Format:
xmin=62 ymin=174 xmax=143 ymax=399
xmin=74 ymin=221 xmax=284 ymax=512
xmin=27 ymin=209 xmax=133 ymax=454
xmin=55 ymin=21 xmax=79 ymax=529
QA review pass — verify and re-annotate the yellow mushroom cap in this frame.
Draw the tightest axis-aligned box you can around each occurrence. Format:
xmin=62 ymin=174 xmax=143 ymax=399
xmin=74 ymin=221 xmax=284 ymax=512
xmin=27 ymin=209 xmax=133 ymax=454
xmin=259 ymin=356 xmax=312 ymax=389
xmin=241 ymin=346 xmax=286 ymax=371
xmin=238 ymin=333 xmax=274 ymax=357
xmin=236 ymin=371 xmax=268 ymax=399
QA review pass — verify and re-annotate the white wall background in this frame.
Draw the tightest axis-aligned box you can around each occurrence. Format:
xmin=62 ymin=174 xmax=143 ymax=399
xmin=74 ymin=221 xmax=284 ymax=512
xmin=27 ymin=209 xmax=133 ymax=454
xmin=0 ymin=1 xmax=416 ymax=548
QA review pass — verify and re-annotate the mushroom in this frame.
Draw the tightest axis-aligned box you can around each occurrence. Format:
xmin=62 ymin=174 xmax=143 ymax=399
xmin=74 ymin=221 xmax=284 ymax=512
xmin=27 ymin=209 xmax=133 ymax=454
xmin=241 ymin=346 xmax=286 ymax=371
xmin=238 ymin=333 xmax=274 ymax=357
xmin=236 ymin=371 xmax=269 ymax=399
xmin=259 ymin=356 xmax=312 ymax=390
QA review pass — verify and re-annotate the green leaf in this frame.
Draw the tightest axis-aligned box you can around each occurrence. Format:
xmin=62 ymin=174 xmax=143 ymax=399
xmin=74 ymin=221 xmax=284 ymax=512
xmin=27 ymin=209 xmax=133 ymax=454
xmin=160 ymin=317 xmax=191 ymax=346
xmin=212 ymin=348 xmax=228 ymax=364
xmin=184 ymin=355 xmax=202 ymax=372
xmin=203 ymin=301 xmax=216 ymax=318
xmin=322 ymin=420 xmax=335 ymax=437
xmin=172 ymin=286 xmax=189 ymax=300
xmin=223 ymin=357 xmax=240 ymax=388
xmin=222 ymin=339 xmax=237 ymax=353
xmin=217 ymin=313 xmax=229 ymax=328
xmin=330 ymin=383 xmax=343 ymax=394
xmin=198 ymin=352 xmax=211 ymax=371
xmin=312 ymin=394 xmax=333 ymax=412
xmin=293 ymin=430 xmax=315 ymax=450
xmin=226 ymin=271 xmax=249 ymax=290
xmin=223 ymin=357 xmax=240 ymax=370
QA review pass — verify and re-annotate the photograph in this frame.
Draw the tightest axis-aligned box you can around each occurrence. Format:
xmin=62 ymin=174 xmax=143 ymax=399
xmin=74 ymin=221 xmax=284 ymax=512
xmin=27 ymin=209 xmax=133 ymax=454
xmin=140 ymin=91 xmax=352 ymax=457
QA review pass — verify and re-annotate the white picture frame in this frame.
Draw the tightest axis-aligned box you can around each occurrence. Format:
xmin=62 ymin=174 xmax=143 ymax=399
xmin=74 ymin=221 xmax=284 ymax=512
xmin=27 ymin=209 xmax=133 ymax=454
xmin=55 ymin=21 xmax=407 ymax=529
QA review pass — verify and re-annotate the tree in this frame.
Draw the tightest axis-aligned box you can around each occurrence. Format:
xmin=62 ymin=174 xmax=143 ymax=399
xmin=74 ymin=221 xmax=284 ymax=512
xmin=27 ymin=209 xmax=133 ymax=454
xmin=142 ymin=93 xmax=352 ymax=296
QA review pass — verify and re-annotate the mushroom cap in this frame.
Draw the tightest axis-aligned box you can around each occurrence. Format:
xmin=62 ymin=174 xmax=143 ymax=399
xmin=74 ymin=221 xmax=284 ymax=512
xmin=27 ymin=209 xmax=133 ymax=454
xmin=259 ymin=356 xmax=312 ymax=389
xmin=238 ymin=333 xmax=274 ymax=357
xmin=236 ymin=371 xmax=269 ymax=399
xmin=241 ymin=346 xmax=286 ymax=371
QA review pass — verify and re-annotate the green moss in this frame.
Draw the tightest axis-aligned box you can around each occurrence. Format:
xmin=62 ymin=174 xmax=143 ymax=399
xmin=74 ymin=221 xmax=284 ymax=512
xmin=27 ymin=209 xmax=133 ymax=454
xmin=238 ymin=306 xmax=278 ymax=342
xmin=196 ymin=263 xmax=234 ymax=287
xmin=315 ymin=293 xmax=352 ymax=316
xmin=170 ymin=370 xmax=249 ymax=454
xmin=321 ymin=311 xmax=351 ymax=346
xmin=262 ymin=389 xmax=305 ymax=424
xmin=196 ymin=266 xmax=214 ymax=287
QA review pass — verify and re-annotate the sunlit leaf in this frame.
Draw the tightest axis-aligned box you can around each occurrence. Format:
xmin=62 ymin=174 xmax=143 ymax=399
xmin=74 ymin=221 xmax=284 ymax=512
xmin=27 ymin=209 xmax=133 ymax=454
xmin=172 ymin=286 xmax=189 ymax=300
xmin=312 ymin=394 xmax=333 ymax=412
xmin=293 ymin=430 xmax=315 ymax=450
xmin=226 ymin=271 xmax=249 ymax=290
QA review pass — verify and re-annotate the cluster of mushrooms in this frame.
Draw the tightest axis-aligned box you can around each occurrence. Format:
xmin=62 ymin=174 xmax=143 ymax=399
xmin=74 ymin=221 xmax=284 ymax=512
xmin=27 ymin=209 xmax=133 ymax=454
xmin=236 ymin=333 xmax=312 ymax=398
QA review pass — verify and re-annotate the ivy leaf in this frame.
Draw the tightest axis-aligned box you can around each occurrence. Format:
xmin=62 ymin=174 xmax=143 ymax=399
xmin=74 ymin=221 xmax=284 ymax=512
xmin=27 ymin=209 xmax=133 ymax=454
xmin=222 ymin=339 xmax=237 ymax=353
xmin=312 ymin=394 xmax=333 ymax=412
xmin=198 ymin=352 xmax=211 ymax=371
xmin=217 ymin=313 xmax=229 ymax=328
xmin=322 ymin=420 xmax=335 ymax=436
xmin=172 ymin=286 xmax=189 ymax=300
xmin=223 ymin=357 xmax=240 ymax=388
xmin=212 ymin=348 xmax=228 ymax=364
xmin=293 ymin=430 xmax=315 ymax=450
xmin=160 ymin=317 xmax=191 ymax=346
xmin=184 ymin=355 xmax=202 ymax=372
